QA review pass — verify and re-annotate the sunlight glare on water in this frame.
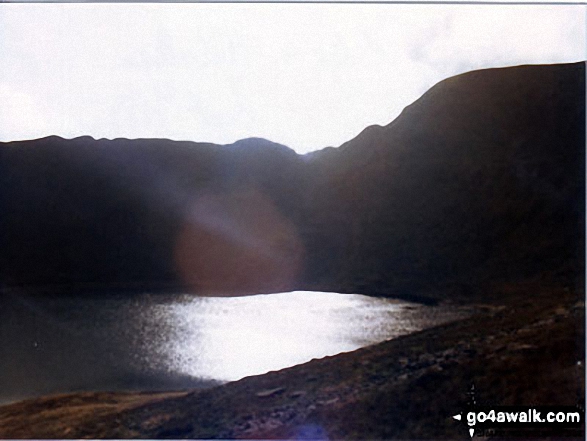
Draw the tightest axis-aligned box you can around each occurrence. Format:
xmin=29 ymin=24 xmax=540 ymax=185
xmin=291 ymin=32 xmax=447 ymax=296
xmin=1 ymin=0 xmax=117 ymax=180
xmin=150 ymin=291 xmax=460 ymax=382
xmin=0 ymin=290 xmax=472 ymax=402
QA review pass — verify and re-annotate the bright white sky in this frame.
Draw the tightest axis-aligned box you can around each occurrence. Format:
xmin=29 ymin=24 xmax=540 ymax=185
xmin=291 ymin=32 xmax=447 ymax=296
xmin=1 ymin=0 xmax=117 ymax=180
xmin=0 ymin=4 xmax=585 ymax=154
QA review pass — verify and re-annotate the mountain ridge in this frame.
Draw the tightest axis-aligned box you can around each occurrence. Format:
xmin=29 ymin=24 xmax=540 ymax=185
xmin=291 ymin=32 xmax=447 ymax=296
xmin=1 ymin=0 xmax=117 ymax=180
xmin=1 ymin=61 xmax=584 ymax=303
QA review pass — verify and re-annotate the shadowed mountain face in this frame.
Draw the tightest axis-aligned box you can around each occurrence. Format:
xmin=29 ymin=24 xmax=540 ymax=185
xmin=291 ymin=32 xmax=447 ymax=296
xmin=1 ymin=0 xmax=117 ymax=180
xmin=1 ymin=62 xmax=584 ymax=302
xmin=0 ymin=137 xmax=305 ymax=296
xmin=302 ymin=62 xmax=585 ymax=299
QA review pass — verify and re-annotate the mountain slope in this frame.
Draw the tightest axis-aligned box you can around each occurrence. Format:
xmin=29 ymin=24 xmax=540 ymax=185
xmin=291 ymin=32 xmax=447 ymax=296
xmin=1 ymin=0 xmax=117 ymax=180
xmin=0 ymin=136 xmax=305 ymax=295
xmin=1 ymin=62 xmax=584 ymax=302
xmin=301 ymin=62 xmax=585 ymax=300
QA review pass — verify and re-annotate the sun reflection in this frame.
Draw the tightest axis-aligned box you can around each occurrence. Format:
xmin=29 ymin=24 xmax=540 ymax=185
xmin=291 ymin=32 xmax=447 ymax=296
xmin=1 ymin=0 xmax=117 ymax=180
xmin=156 ymin=291 xmax=415 ymax=382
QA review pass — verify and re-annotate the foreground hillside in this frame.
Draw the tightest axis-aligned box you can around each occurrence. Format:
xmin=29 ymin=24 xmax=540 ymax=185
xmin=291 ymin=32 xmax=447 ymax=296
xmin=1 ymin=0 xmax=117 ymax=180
xmin=1 ymin=62 xmax=584 ymax=303
xmin=0 ymin=282 xmax=583 ymax=439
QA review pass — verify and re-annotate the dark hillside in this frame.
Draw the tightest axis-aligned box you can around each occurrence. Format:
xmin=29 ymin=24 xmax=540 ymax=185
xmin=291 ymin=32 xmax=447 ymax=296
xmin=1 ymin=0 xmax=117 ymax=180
xmin=0 ymin=136 xmax=305 ymax=295
xmin=301 ymin=62 xmax=585 ymax=300
xmin=0 ymin=62 xmax=584 ymax=302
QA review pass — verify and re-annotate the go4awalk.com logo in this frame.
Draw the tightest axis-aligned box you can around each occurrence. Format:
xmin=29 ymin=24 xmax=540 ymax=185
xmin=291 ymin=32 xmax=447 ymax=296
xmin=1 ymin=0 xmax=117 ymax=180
xmin=452 ymin=406 xmax=584 ymax=438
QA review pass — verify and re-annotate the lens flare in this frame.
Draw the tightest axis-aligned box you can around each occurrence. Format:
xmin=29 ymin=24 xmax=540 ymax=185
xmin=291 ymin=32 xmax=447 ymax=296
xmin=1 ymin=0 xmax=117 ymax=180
xmin=173 ymin=187 xmax=304 ymax=296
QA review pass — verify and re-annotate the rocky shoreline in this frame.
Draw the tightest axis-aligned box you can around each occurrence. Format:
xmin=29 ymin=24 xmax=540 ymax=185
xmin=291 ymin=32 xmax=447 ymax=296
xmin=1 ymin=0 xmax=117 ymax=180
xmin=0 ymin=281 xmax=583 ymax=439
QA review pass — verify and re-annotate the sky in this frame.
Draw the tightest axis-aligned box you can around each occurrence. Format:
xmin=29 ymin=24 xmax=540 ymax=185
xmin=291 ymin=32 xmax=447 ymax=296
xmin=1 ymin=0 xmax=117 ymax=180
xmin=0 ymin=4 xmax=585 ymax=154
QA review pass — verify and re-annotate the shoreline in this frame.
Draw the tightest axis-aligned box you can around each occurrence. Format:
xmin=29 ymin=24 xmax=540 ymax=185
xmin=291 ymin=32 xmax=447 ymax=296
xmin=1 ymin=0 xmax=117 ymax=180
xmin=0 ymin=290 xmax=471 ymax=406
xmin=0 ymin=281 xmax=583 ymax=439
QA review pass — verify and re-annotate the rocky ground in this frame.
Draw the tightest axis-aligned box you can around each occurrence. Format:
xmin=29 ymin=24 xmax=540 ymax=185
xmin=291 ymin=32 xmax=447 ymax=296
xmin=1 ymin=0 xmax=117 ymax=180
xmin=0 ymin=281 xmax=584 ymax=439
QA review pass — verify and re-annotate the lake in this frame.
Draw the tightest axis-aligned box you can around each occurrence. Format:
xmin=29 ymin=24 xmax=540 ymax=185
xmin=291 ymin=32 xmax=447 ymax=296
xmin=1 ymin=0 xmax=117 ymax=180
xmin=0 ymin=290 xmax=471 ymax=404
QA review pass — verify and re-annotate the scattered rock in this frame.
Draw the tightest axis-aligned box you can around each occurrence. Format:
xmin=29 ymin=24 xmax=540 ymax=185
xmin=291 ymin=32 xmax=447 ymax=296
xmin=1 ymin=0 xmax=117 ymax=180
xmin=289 ymin=391 xmax=307 ymax=399
xmin=572 ymin=301 xmax=585 ymax=310
xmin=508 ymin=343 xmax=537 ymax=351
xmin=256 ymin=387 xmax=286 ymax=398
xmin=477 ymin=304 xmax=507 ymax=314
xmin=533 ymin=318 xmax=555 ymax=327
xmin=318 ymin=397 xmax=340 ymax=406
xmin=418 ymin=353 xmax=435 ymax=365
xmin=441 ymin=348 xmax=457 ymax=358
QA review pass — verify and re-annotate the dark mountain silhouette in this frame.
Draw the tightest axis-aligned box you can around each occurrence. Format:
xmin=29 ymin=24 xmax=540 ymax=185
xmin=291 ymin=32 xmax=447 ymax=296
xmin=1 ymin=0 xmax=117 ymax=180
xmin=1 ymin=62 xmax=584 ymax=302
xmin=301 ymin=62 xmax=585 ymax=300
